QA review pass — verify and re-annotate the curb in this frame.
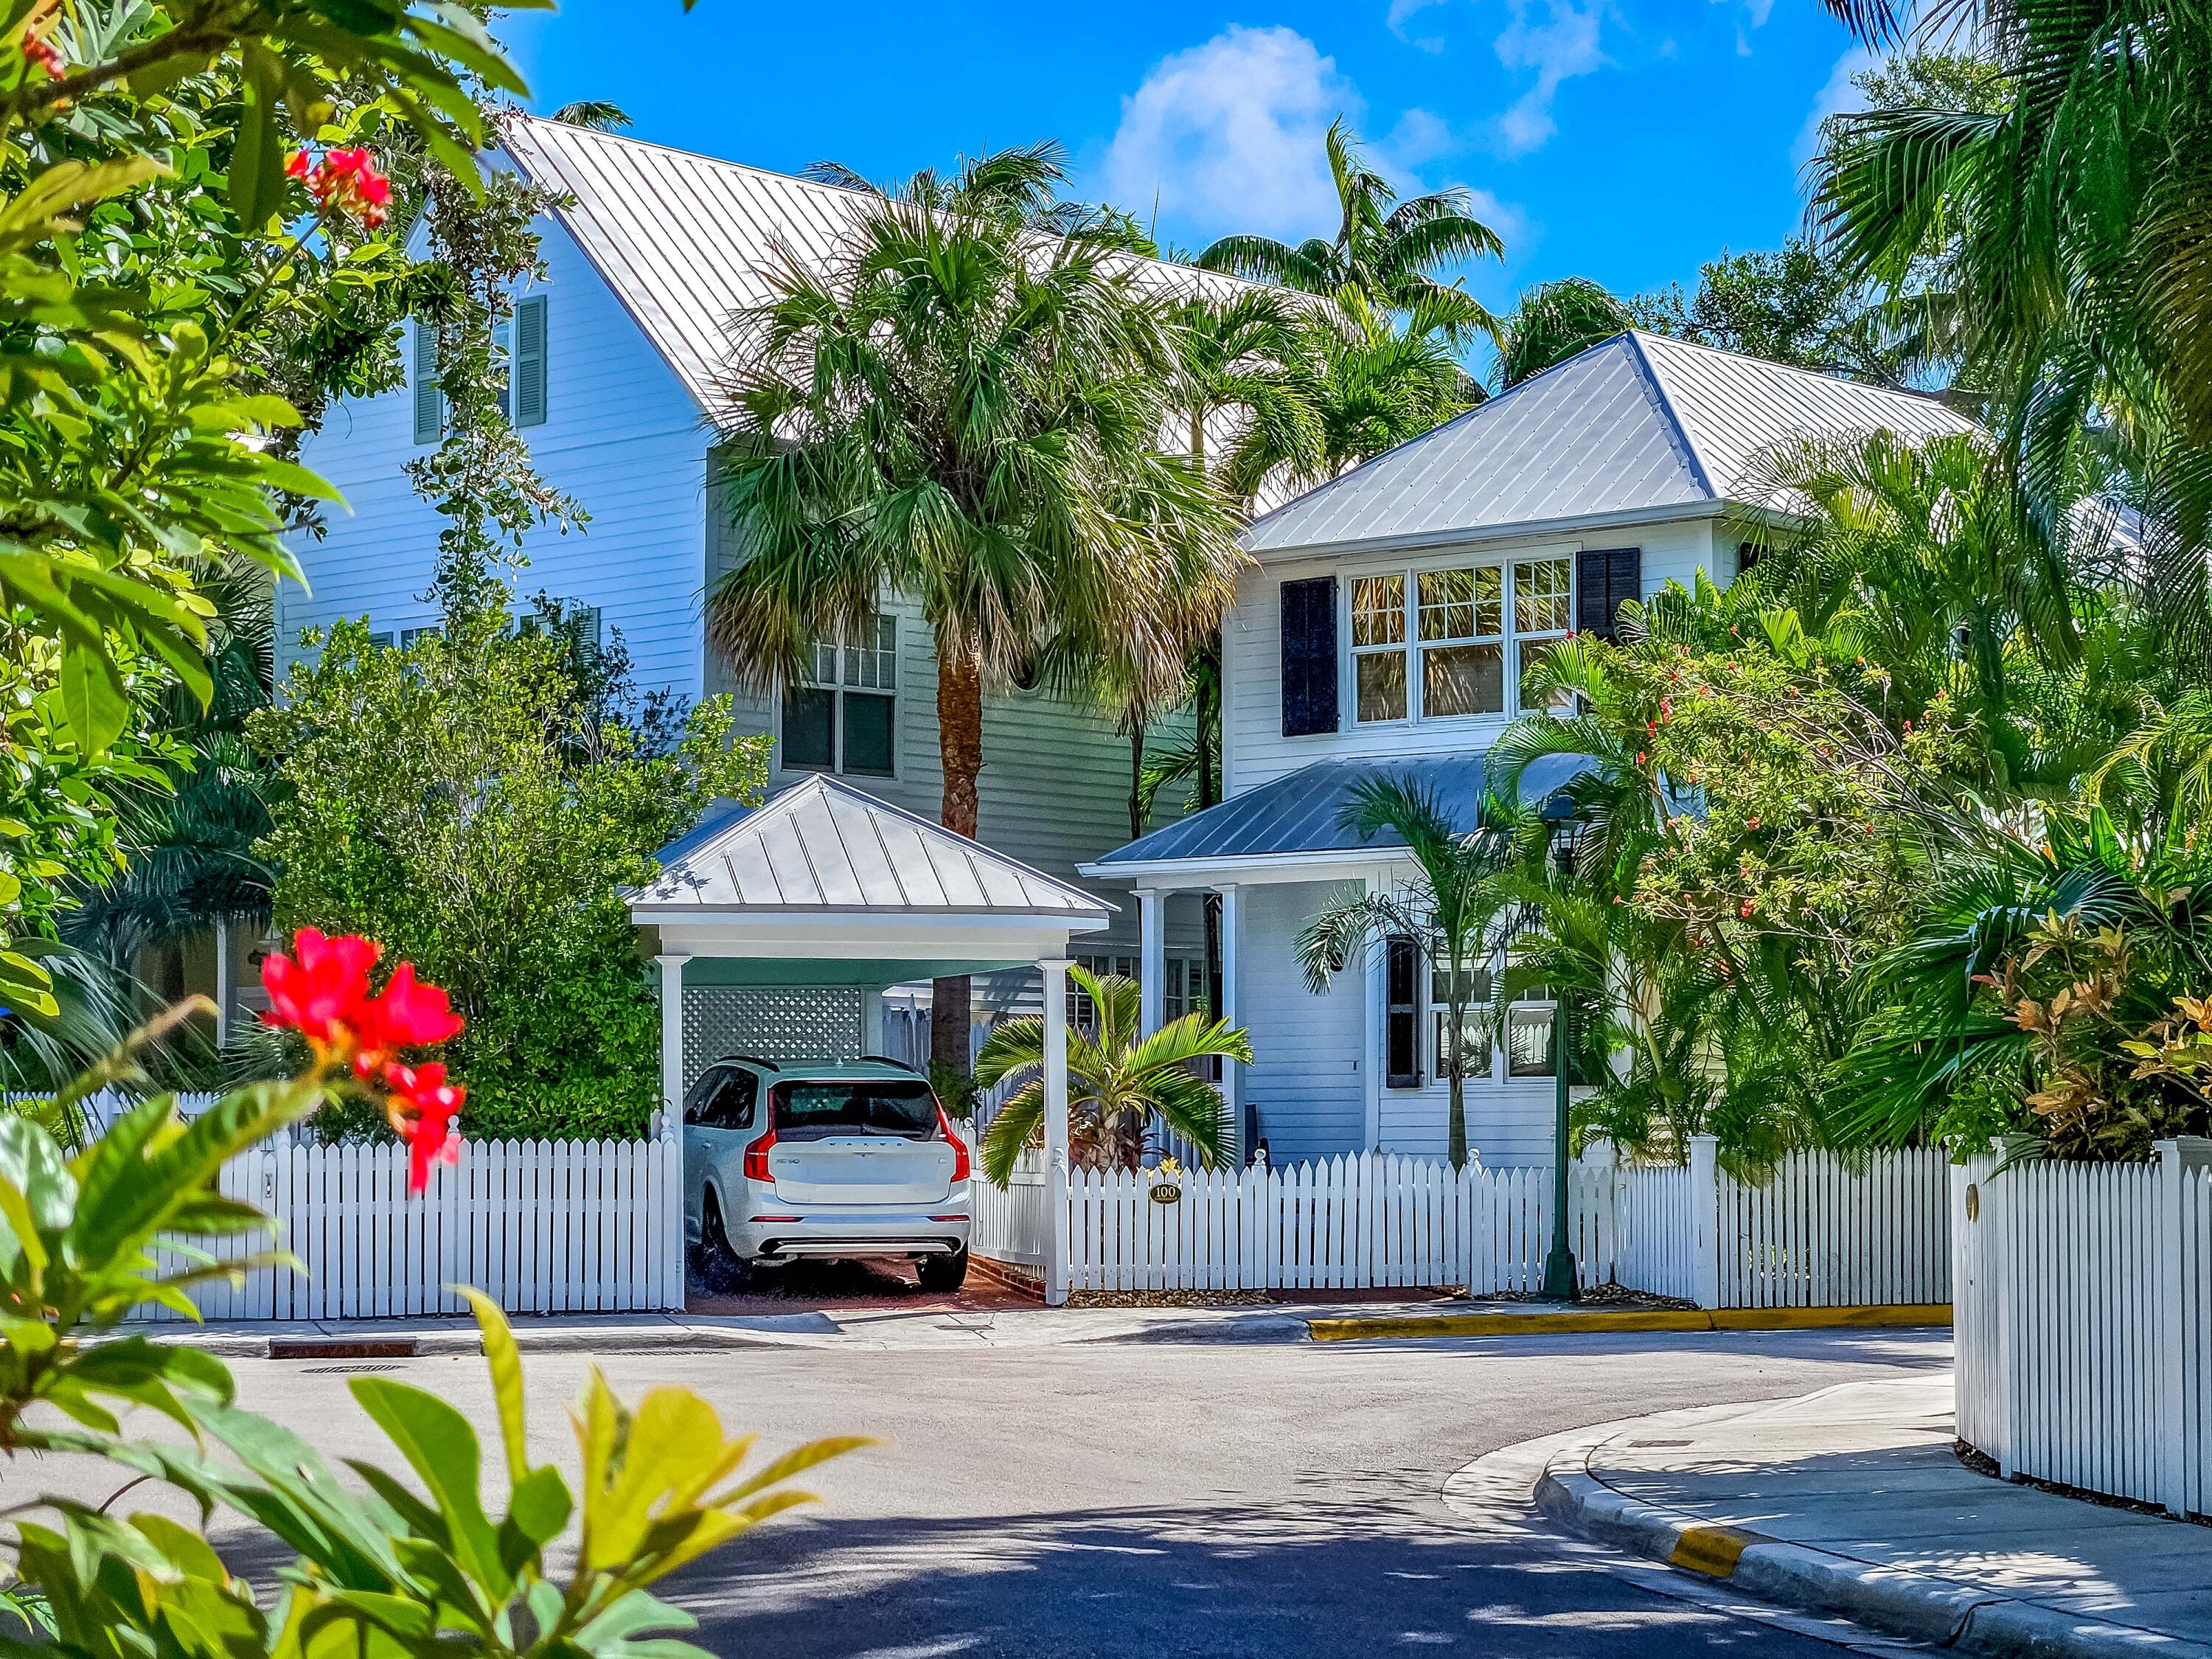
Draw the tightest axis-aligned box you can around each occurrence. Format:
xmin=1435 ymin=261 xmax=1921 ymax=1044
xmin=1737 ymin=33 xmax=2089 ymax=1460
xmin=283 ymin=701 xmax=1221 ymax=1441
xmin=1309 ymin=1303 xmax=1952 ymax=1342
xmin=1534 ymin=1447 xmax=2212 ymax=1659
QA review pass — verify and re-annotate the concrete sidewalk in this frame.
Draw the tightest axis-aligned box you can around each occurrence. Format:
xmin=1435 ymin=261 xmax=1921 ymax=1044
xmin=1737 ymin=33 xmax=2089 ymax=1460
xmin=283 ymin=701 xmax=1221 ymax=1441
xmin=1535 ymin=1372 xmax=2212 ymax=1658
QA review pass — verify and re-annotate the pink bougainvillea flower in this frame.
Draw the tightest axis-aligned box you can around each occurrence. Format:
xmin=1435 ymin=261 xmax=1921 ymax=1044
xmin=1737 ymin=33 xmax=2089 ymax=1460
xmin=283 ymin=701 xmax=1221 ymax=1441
xmin=384 ymin=1062 xmax=465 ymax=1194
xmin=261 ymin=929 xmax=380 ymax=1048
xmin=350 ymin=961 xmax=465 ymax=1079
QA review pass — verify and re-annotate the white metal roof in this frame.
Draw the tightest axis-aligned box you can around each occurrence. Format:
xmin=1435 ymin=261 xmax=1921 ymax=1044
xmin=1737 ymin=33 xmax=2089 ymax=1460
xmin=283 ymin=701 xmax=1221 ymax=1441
xmin=1243 ymin=330 xmax=1975 ymax=557
xmin=498 ymin=114 xmax=1263 ymax=431
xmin=629 ymin=773 xmax=1112 ymax=921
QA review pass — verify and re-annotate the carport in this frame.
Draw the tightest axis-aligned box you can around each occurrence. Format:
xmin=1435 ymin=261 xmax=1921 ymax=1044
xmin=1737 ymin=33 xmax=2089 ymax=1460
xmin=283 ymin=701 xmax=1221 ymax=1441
xmin=628 ymin=773 xmax=1113 ymax=1304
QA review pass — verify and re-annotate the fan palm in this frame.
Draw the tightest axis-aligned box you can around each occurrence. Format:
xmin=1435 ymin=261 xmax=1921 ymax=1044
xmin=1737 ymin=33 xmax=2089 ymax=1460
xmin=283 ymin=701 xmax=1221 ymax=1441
xmin=1197 ymin=118 xmax=1505 ymax=349
xmin=1810 ymin=0 xmax=2212 ymax=680
xmin=1296 ymin=779 xmax=1528 ymax=1169
xmin=973 ymin=967 xmax=1253 ymax=1186
xmin=709 ymin=145 xmax=1243 ymax=1066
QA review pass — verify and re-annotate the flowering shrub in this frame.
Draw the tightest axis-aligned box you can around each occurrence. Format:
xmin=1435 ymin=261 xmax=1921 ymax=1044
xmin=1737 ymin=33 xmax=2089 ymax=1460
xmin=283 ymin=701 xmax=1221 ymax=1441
xmin=258 ymin=928 xmax=467 ymax=1191
xmin=286 ymin=145 xmax=393 ymax=229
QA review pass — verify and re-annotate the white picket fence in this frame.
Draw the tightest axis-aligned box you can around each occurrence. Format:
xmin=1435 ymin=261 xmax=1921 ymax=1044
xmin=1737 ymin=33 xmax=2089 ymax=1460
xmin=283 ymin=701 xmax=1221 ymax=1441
xmin=111 ymin=1096 xmax=686 ymax=1321
xmin=1954 ymin=1141 xmax=2211 ymax=1516
xmin=975 ymin=1137 xmax=1952 ymax=1308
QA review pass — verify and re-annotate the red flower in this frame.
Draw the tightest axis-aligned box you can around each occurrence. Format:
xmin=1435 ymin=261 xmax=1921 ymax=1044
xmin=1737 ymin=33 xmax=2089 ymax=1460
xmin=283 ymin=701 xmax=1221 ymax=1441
xmin=285 ymin=148 xmax=311 ymax=179
xmin=1739 ymin=899 xmax=1755 ymax=918
xmin=350 ymin=961 xmax=464 ymax=1078
xmin=1636 ymin=751 xmax=1647 ymax=765
xmin=261 ymin=929 xmax=380 ymax=1048
xmin=385 ymin=1062 xmax=465 ymax=1194
xmin=292 ymin=146 xmax=392 ymax=229
xmin=21 ymin=29 xmax=63 ymax=80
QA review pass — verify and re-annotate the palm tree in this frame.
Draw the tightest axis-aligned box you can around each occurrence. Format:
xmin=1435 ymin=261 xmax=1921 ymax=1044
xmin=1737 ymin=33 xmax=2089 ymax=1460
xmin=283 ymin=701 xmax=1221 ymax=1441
xmin=1197 ymin=118 xmax=1505 ymax=349
xmin=1295 ymin=779 xmax=1527 ymax=1169
xmin=709 ymin=145 xmax=1243 ymax=1068
xmin=549 ymin=100 xmax=631 ymax=132
xmin=972 ymin=967 xmax=1253 ymax=1186
xmin=1493 ymin=278 xmax=1639 ymax=390
xmin=1301 ymin=289 xmax=1478 ymax=482
xmin=1810 ymin=0 xmax=2212 ymax=681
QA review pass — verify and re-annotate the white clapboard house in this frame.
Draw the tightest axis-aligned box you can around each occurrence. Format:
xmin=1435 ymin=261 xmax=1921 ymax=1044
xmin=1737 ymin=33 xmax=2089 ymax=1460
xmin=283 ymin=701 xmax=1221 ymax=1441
xmin=1083 ymin=330 xmax=1971 ymax=1167
xmin=285 ymin=114 xmax=1269 ymax=1062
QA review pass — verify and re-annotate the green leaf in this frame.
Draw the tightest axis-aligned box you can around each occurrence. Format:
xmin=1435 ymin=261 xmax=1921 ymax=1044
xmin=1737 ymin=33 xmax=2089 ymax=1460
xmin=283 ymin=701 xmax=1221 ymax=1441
xmin=58 ymin=646 xmax=131 ymax=754
xmin=348 ymin=1378 xmax=509 ymax=1599
xmin=458 ymin=1287 xmax=529 ymax=1485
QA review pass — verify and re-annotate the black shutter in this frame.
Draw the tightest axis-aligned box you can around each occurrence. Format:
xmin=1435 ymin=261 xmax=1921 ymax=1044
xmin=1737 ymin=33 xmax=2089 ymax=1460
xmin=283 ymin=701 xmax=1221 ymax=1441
xmin=1385 ymin=936 xmax=1423 ymax=1089
xmin=1576 ymin=548 xmax=1642 ymax=641
xmin=1279 ymin=575 xmax=1340 ymax=737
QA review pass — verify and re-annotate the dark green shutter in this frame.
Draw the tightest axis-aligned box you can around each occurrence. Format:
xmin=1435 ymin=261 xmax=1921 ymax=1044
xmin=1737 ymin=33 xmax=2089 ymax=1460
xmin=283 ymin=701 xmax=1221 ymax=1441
xmin=411 ymin=322 xmax=442 ymax=444
xmin=514 ymin=294 xmax=548 ymax=427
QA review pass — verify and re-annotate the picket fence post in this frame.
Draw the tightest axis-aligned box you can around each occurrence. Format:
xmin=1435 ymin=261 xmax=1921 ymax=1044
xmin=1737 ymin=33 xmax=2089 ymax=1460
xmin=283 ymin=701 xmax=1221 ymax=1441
xmin=2156 ymin=1137 xmax=2212 ymax=1516
xmin=1689 ymin=1134 xmax=1722 ymax=1310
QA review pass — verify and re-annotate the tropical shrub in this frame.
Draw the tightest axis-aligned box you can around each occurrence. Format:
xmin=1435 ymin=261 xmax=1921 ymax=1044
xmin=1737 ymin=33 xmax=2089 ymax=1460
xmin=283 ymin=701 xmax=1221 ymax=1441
xmin=0 ymin=928 xmax=856 ymax=1647
xmin=251 ymin=615 xmax=768 ymax=1141
xmin=974 ymin=967 xmax=1251 ymax=1185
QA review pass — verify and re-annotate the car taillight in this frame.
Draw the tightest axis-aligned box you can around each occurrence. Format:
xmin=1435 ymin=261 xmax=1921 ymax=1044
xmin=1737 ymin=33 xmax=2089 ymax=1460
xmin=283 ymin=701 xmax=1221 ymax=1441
xmin=936 ymin=1103 xmax=970 ymax=1182
xmin=742 ymin=1127 xmax=776 ymax=1182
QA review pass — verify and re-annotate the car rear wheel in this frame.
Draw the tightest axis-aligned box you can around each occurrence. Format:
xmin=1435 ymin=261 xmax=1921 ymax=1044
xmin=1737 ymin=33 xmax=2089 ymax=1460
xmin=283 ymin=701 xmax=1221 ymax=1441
xmin=693 ymin=1191 xmax=753 ymax=1295
xmin=916 ymin=1246 xmax=969 ymax=1293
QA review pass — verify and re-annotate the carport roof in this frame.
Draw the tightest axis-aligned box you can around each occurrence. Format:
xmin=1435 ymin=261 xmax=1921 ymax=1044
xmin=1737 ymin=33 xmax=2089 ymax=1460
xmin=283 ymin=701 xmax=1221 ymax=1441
xmin=629 ymin=774 xmax=1112 ymax=947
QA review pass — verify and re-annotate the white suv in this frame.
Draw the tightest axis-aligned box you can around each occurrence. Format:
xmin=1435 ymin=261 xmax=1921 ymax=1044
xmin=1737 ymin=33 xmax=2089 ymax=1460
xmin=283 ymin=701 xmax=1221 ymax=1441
xmin=682 ymin=1057 xmax=972 ymax=1293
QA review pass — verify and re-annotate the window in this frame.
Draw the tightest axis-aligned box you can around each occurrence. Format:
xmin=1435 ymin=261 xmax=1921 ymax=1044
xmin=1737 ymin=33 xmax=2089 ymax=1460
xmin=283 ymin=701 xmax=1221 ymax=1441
xmin=782 ymin=614 xmax=897 ymax=777
xmin=412 ymin=295 xmax=547 ymax=440
xmin=1507 ymin=1006 xmax=1556 ymax=1077
xmin=1419 ymin=566 xmax=1505 ymax=717
xmin=366 ymin=631 xmax=395 ymax=650
xmin=685 ymin=1066 xmax=759 ymax=1130
xmin=1430 ymin=953 xmax=1495 ymax=1081
xmin=400 ymin=625 xmax=442 ymax=648
xmin=771 ymin=1079 xmax=939 ymax=1140
xmin=1385 ymin=936 xmax=1423 ymax=1088
xmin=1514 ymin=557 xmax=1573 ymax=712
xmin=1351 ymin=575 xmax=1407 ymax=723
xmin=1350 ymin=556 xmax=1576 ymax=725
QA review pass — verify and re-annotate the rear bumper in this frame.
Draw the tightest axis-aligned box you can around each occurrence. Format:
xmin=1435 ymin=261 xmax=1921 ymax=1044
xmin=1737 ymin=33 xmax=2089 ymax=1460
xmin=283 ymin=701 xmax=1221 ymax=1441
xmin=731 ymin=1211 xmax=971 ymax=1262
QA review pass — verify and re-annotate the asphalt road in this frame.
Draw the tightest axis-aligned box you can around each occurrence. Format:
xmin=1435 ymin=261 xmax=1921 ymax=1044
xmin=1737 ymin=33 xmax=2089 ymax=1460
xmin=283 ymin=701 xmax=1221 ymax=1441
xmin=24 ymin=1326 xmax=1950 ymax=1657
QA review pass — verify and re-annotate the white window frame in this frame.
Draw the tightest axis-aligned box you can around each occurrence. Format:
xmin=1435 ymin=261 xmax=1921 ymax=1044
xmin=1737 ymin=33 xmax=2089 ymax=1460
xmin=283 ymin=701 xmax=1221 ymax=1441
xmin=1427 ymin=946 xmax=1496 ymax=1085
xmin=1346 ymin=552 xmax=1576 ymax=727
xmin=779 ymin=613 xmax=898 ymax=779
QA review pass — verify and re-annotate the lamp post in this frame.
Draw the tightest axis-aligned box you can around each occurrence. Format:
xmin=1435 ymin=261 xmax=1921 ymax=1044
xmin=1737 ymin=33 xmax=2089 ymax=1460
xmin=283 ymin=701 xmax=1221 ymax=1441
xmin=1538 ymin=794 xmax=1583 ymax=1300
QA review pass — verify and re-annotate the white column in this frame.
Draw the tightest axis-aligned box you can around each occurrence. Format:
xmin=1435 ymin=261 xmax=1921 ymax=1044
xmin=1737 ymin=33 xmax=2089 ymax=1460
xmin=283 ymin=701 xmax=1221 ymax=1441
xmin=1040 ymin=956 xmax=1074 ymax=1307
xmin=1137 ymin=889 xmax=1166 ymax=1036
xmin=1689 ymin=1132 xmax=1721 ymax=1312
xmin=1361 ymin=872 xmax=1385 ymax=1150
xmin=214 ymin=915 xmax=234 ymax=1048
xmin=1218 ymin=884 xmax=1242 ymax=1163
xmin=658 ymin=953 xmax=689 ymax=1311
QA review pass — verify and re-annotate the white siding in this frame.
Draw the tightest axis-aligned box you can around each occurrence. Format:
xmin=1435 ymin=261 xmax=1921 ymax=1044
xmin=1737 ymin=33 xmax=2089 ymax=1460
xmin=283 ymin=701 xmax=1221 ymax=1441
xmin=1223 ymin=518 xmax=1724 ymax=793
xmin=283 ymin=210 xmax=712 ymax=698
xmin=1238 ymin=881 xmax=1366 ymax=1161
xmin=1379 ymin=1076 xmax=1559 ymax=1167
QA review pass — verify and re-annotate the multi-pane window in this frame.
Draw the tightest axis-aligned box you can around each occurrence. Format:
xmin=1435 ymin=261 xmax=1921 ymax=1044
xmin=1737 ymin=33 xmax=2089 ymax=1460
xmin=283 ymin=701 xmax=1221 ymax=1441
xmin=1419 ymin=566 xmax=1506 ymax=717
xmin=1350 ymin=557 xmax=1576 ymax=725
xmin=1350 ymin=574 xmax=1407 ymax=723
xmin=1514 ymin=557 xmax=1573 ymax=712
xmin=782 ymin=614 xmax=896 ymax=777
xmin=1429 ymin=953 xmax=1495 ymax=1079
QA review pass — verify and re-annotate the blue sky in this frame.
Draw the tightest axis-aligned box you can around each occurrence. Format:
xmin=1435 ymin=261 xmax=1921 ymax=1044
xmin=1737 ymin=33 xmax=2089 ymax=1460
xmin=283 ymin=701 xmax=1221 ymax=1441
xmin=500 ymin=1 xmax=1877 ymax=335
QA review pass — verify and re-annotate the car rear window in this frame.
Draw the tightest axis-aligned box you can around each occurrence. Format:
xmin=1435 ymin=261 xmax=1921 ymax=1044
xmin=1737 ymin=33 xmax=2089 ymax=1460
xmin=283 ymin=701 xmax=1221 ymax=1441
xmin=771 ymin=1080 xmax=940 ymax=1141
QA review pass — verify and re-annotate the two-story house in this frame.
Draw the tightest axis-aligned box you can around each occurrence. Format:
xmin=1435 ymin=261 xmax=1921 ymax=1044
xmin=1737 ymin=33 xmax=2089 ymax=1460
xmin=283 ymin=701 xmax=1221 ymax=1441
xmin=1082 ymin=330 xmax=1971 ymax=1167
xmin=284 ymin=115 xmax=1251 ymax=1057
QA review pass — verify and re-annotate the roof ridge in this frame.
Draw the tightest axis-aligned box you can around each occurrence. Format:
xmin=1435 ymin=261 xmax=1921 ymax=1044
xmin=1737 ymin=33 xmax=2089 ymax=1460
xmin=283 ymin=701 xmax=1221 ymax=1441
xmin=1627 ymin=327 xmax=1960 ymax=410
xmin=1624 ymin=330 xmax=1719 ymax=498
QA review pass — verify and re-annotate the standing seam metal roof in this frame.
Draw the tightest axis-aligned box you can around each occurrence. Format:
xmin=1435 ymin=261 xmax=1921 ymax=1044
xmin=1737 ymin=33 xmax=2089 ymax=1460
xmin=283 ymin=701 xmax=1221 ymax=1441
xmin=630 ymin=773 xmax=1113 ymax=917
xmin=497 ymin=114 xmax=1270 ymax=431
xmin=1242 ymin=331 xmax=1976 ymax=557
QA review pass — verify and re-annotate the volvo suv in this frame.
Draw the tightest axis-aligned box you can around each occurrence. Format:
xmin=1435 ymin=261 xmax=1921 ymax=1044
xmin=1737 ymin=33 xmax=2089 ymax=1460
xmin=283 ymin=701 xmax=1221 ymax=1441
xmin=682 ymin=1057 xmax=972 ymax=1293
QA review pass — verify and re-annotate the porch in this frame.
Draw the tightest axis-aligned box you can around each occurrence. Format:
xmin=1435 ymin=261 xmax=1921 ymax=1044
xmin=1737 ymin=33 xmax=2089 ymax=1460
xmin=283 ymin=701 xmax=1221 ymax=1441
xmin=1081 ymin=751 xmax=1593 ymax=1167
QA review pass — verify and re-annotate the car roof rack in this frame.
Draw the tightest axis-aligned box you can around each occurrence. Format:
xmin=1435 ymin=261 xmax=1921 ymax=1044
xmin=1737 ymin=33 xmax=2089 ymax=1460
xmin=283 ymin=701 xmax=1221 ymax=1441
xmin=856 ymin=1054 xmax=919 ymax=1072
xmin=723 ymin=1054 xmax=781 ymax=1073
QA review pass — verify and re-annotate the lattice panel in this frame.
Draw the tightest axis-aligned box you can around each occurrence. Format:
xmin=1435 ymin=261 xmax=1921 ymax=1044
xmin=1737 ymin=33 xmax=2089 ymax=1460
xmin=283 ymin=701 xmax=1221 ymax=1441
xmin=682 ymin=987 xmax=865 ymax=1090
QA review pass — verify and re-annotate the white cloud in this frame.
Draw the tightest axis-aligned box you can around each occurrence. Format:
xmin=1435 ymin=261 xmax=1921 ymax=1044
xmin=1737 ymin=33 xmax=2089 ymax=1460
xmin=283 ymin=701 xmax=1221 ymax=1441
xmin=1388 ymin=0 xmax=1453 ymax=50
xmin=1100 ymin=27 xmax=1357 ymax=241
xmin=1795 ymin=43 xmax=1877 ymax=164
xmin=1490 ymin=0 xmax=1609 ymax=156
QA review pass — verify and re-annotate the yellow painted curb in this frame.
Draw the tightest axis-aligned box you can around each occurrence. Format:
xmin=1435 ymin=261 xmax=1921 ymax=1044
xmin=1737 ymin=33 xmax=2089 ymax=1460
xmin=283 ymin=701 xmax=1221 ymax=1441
xmin=1669 ymin=1524 xmax=1757 ymax=1579
xmin=1307 ymin=1303 xmax=1951 ymax=1342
